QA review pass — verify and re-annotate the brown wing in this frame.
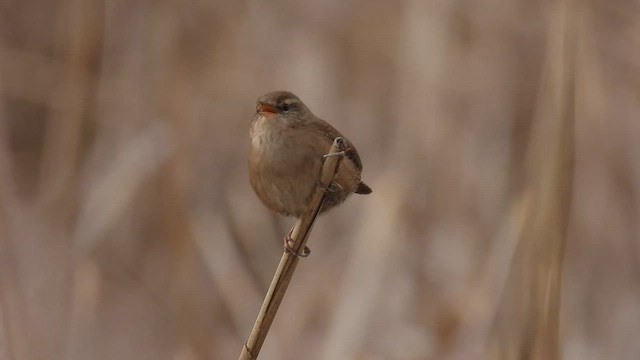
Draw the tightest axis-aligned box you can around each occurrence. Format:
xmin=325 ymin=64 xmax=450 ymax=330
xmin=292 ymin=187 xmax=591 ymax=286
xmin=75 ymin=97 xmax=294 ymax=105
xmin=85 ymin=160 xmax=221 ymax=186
xmin=308 ymin=117 xmax=363 ymax=171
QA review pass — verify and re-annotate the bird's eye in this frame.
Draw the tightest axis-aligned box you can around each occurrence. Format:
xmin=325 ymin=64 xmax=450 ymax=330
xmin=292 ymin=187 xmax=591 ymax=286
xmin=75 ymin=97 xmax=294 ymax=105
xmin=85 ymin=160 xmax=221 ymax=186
xmin=281 ymin=103 xmax=290 ymax=112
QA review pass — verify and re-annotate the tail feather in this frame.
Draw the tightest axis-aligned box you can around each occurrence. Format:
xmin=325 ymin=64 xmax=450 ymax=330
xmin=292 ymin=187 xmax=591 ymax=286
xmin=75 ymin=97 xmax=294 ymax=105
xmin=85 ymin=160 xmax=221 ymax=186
xmin=355 ymin=182 xmax=372 ymax=194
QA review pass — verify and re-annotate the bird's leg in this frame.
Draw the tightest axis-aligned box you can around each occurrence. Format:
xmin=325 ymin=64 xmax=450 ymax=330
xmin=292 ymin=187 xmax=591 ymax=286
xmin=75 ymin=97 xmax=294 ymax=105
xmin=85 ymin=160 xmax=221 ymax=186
xmin=283 ymin=228 xmax=310 ymax=257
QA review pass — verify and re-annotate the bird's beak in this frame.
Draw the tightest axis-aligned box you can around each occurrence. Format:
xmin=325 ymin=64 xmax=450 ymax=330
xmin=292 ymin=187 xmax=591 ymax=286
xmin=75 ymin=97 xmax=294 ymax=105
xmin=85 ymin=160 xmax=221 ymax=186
xmin=257 ymin=102 xmax=278 ymax=115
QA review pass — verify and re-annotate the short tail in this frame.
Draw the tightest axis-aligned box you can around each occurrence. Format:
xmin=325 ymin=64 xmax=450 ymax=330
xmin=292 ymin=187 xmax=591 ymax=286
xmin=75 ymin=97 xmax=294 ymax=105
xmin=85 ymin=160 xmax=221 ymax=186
xmin=355 ymin=182 xmax=372 ymax=194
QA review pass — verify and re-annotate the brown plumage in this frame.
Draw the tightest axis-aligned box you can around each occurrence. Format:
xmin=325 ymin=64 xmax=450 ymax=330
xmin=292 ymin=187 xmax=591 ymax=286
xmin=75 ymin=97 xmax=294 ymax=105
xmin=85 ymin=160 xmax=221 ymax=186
xmin=249 ymin=91 xmax=371 ymax=217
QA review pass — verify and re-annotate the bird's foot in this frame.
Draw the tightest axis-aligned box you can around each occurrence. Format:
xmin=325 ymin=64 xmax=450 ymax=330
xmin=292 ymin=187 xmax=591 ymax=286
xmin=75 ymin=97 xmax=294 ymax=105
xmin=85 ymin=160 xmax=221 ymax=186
xmin=317 ymin=180 xmax=343 ymax=193
xmin=322 ymin=150 xmax=345 ymax=159
xmin=323 ymin=137 xmax=349 ymax=158
xmin=283 ymin=235 xmax=310 ymax=258
xmin=328 ymin=182 xmax=344 ymax=193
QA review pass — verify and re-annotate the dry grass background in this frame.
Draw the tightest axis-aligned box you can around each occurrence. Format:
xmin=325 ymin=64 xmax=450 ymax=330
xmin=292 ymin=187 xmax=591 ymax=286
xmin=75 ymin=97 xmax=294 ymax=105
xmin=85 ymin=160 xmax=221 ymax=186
xmin=0 ymin=0 xmax=639 ymax=359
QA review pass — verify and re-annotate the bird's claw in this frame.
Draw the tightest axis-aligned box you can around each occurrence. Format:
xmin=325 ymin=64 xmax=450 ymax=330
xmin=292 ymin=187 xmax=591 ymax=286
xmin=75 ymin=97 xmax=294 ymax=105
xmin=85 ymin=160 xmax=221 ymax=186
xmin=323 ymin=150 xmax=345 ymax=158
xmin=284 ymin=235 xmax=310 ymax=258
xmin=317 ymin=180 xmax=343 ymax=193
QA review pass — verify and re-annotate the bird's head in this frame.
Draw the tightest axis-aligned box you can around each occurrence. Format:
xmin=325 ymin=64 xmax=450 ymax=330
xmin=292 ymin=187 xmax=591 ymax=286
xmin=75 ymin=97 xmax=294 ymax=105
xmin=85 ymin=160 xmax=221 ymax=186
xmin=255 ymin=91 xmax=313 ymax=126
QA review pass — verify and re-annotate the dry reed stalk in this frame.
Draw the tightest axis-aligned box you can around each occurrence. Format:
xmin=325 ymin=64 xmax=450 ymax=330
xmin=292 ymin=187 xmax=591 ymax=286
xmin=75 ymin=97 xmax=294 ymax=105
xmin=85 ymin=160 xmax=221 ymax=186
xmin=0 ymin=121 xmax=32 ymax=360
xmin=238 ymin=137 xmax=347 ymax=360
xmin=485 ymin=0 xmax=577 ymax=359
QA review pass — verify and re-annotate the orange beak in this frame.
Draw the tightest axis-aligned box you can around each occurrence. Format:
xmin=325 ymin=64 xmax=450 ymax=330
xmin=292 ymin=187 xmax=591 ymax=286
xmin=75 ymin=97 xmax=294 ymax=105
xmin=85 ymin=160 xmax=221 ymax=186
xmin=257 ymin=102 xmax=278 ymax=115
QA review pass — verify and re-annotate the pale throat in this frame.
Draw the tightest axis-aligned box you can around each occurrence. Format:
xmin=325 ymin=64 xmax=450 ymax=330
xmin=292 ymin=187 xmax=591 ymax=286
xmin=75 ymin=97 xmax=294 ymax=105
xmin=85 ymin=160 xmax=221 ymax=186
xmin=251 ymin=115 xmax=288 ymax=149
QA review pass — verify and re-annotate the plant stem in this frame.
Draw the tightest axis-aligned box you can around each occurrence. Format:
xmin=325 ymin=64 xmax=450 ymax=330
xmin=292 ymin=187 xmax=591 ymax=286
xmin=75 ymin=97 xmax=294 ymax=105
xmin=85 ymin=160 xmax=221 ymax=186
xmin=239 ymin=137 xmax=347 ymax=360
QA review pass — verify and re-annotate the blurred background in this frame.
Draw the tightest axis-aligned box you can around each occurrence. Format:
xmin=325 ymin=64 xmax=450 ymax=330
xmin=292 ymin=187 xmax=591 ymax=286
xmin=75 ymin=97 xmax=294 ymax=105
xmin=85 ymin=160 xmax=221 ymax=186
xmin=1 ymin=0 xmax=639 ymax=359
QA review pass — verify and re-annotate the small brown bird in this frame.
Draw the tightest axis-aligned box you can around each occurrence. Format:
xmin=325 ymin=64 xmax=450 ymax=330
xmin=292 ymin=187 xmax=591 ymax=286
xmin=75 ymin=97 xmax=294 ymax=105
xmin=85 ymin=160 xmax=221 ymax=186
xmin=249 ymin=91 xmax=372 ymax=219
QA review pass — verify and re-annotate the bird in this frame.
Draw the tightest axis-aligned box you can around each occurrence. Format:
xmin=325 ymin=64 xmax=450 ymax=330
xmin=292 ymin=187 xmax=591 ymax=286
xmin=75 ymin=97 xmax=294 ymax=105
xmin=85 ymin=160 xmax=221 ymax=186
xmin=249 ymin=90 xmax=372 ymax=221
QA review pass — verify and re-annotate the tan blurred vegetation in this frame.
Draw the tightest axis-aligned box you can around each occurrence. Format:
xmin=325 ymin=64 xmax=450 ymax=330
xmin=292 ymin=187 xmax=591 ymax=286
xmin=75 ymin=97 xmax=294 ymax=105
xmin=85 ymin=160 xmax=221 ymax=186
xmin=1 ymin=0 xmax=639 ymax=359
